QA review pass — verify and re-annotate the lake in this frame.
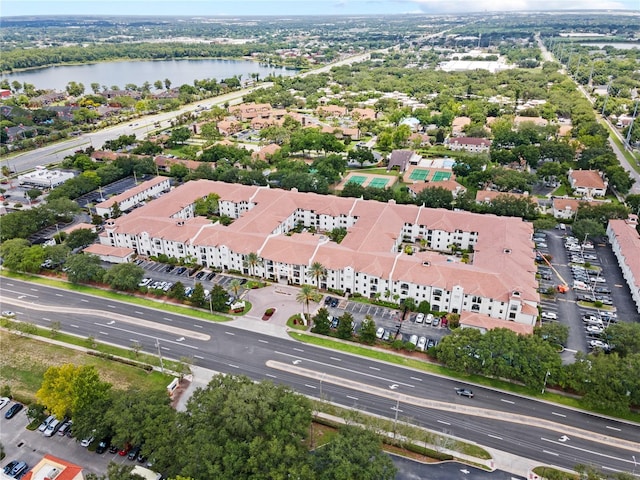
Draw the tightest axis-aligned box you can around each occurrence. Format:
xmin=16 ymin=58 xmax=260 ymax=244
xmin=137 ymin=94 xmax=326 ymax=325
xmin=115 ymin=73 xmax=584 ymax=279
xmin=1 ymin=59 xmax=298 ymax=92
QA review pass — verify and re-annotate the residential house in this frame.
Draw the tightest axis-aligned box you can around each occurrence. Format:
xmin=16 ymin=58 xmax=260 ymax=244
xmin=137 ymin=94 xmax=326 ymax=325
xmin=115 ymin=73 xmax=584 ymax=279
xmin=351 ymin=108 xmax=377 ymax=121
xmin=568 ymin=169 xmax=608 ymax=198
xmin=21 ymin=454 xmax=84 ymax=480
xmin=84 ymin=243 xmax=136 ymax=264
xmin=513 ymin=116 xmax=548 ymax=127
xmin=475 ymin=190 xmax=529 ymax=204
xmin=229 ymin=103 xmax=271 ymax=121
xmin=253 ymin=143 xmax=281 ymax=161
xmin=316 ymin=105 xmax=348 ymax=117
xmin=408 ymin=179 xmax=467 ymax=199
xmin=451 ymin=116 xmax=471 ymax=137
xmin=217 ymin=119 xmax=242 ymax=136
xmin=447 ymin=137 xmax=491 ymax=154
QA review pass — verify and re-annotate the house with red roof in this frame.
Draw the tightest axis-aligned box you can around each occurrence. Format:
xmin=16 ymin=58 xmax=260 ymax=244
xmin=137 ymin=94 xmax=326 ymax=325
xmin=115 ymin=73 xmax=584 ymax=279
xmin=21 ymin=454 xmax=83 ymax=480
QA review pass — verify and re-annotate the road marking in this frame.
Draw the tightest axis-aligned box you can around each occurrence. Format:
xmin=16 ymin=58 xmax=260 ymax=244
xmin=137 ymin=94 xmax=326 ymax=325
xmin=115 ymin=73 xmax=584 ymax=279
xmin=347 ymin=395 xmax=358 ymax=400
xmin=501 ymin=399 xmax=515 ymax=404
xmin=605 ymin=426 xmax=621 ymax=431
xmin=134 ymin=311 xmax=143 ymax=315
xmin=305 ymin=384 xmax=317 ymax=389
xmin=488 ymin=434 xmax=503 ymax=440
xmin=55 ymin=293 xmax=63 ymax=297
xmin=42 ymin=317 xmax=50 ymax=321
xmin=161 ymin=347 xmax=170 ymax=351
xmin=225 ymin=331 xmax=235 ymax=336
xmin=258 ymin=339 xmax=269 ymax=344
xmin=228 ymin=364 xmax=239 ymax=368
xmin=99 ymin=332 xmax=109 ymax=336
xmin=369 ymin=366 xmax=380 ymax=371
xmin=543 ymin=450 xmax=559 ymax=457
xmin=30 ymin=288 xmax=38 ymax=291
xmin=410 ymin=376 xmax=422 ymax=382
xmin=564 ymin=348 xmax=577 ymax=353
xmin=194 ymin=355 xmax=204 ymax=359
xmin=437 ymin=420 xmax=451 ymax=425
xmin=163 ymin=317 xmax=173 ymax=322
xmin=265 ymin=373 xmax=276 ymax=378
xmin=107 ymin=305 xmax=116 ymax=308
xmin=329 ymin=356 xmax=341 ymax=362
xmin=70 ymin=324 xmax=78 ymax=328
xmin=5 ymin=283 xmax=13 ymax=286
xmin=81 ymin=299 xmax=89 ymax=303
xmin=293 ymin=348 xmax=304 ymax=352
xmin=541 ymin=437 xmax=632 ymax=463
xmin=193 ymin=324 xmax=203 ymax=328
xmin=552 ymin=412 xmax=566 ymax=418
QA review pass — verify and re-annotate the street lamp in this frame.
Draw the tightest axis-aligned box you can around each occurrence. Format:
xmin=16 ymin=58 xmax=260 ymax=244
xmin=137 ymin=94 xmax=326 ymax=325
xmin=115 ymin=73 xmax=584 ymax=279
xmin=156 ymin=338 xmax=164 ymax=374
xmin=391 ymin=397 xmax=402 ymax=438
xmin=542 ymin=370 xmax=551 ymax=394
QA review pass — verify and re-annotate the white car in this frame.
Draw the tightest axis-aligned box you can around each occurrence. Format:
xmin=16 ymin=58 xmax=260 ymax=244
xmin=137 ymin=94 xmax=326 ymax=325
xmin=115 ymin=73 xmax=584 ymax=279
xmin=1 ymin=311 xmax=16 ymax=318
xmin=581 ymin=243 xmax=594 ymax=249
xmin=415 ymin=313 xmax=424 ymax=324
xmin=409 ymin=334 xmax=419 ymax=346
xmin=590 ymin=340 xmax=609 ymax=350
xmin=583 ymin=254 xmax=598 ymax=260
xmin=416 ymin=336 xmax=427 ymax=351
xmin=0 ymin=397 xmax=11 ymax=411
xmin=80 ymin=436 xmax=94 ymax=447
xmin=541 ymin=312 xmax=557 ymax=320
xmin=536 ymin=242 xmax=548 ymax=248
xmin=586 ymin=325 xmax=604 ymax=335
xmin=375 ymin=327 xmax=385 ymax=339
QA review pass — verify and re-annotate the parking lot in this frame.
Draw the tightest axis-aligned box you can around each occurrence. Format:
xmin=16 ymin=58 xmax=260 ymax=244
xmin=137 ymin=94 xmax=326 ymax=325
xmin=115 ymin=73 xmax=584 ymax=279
xmin=323 ymin=297 xmax=450 ymax=351
xmin=0 ymin=407 xmax=133 ymax=478
xmin=533 ymin=227 xmax=638 ymax=359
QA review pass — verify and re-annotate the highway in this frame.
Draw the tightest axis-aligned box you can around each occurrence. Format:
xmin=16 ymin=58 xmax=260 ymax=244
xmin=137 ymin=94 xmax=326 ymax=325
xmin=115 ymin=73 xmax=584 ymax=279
xmin=1 ymin=278 xmax=639 ymax=475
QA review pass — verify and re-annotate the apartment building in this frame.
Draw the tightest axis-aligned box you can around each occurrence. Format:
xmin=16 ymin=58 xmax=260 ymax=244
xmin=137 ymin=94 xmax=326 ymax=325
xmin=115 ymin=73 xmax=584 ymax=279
xmin=100 ymin=180 xmax=539 ymax=325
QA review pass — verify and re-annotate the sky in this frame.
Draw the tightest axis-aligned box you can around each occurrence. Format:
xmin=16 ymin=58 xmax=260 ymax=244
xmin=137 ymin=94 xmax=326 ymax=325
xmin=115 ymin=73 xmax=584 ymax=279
xmin=2 ymin=0 xmax=638 ymax=17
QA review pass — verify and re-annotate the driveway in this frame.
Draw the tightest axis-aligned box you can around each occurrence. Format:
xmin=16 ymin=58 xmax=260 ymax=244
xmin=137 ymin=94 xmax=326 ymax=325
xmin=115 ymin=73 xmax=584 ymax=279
xmin=242 ymin=284 xmax=315 ymax=326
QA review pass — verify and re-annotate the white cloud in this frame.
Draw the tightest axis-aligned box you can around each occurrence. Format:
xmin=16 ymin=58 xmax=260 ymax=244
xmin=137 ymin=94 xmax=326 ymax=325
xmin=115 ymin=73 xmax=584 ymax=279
xmin=406 ymin=0 xmax=632 ymax=12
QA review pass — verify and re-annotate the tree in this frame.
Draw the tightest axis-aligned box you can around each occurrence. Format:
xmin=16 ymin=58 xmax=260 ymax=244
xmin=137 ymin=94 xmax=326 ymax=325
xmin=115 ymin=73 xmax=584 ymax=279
xmin=43 ymin=244 xmax=70 ymax=267
xmin=36 ymin=364 xmax=111 ymax=419
xmin=169 ymin=163 xmax=189 ymax=181
xmin=336 ymin=311 xmax=354 ymax=340
xmin=572 ymin=218 xmax=606 ymax=241
xmin=0 ymin=238 xmax=30 ymax=271
xmin=169 ymin=127 xmax=191 ymax=146
xmin=65 ymin=228 xmax=98 ymax=249
xmin=209 ymin=284 xmax=230 ymax=312
xmin=244 ymin=252 xmax=260 ymax=277
xmin=359 ymin=315 xmax=377 ymax=345
xmin=296 ymin=284 xmax=319 ymax=322
xmin=65 ymin=254 xmax=105 ymax=284
xmin=308 ymin=261 xmax=326 ymax=288
xmin=534 ymin=323 xmax=569 ymax=348
xmin=190 ymin=282 xmax=206 ymax=308
xmin=604 ymin=323 xmax=640 ymax=357
xmin=414 ymin=187 xmax=454 ymax=210
xmin=311 ymin=307 xmax=331 ymax=335
xmin=228 ymin=279 xmax=242 ymax=299
xmin=169 ymin=375 xmax=313 ymax=480
xmin=313 ymin=425 xmax=396 ymax=480
xmin=103 ymin=263 xmax=145 ymax=291
xmin=66 ymin=81 xmax=85 ymax=97
xmin=86 ymin=464 xmax=145 ymax=480
xmin=168 ymin=281 xmax=186 ymax=301
xmin=26 ymin=188 xmax=41 ymax=202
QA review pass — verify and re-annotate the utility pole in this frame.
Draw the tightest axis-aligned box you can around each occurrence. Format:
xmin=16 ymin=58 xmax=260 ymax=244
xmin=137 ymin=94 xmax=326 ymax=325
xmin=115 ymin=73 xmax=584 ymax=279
xmin=625 ymin=99 xmax=638 ymax=151
xmin=392 ymin=397 xmax=401 ymax=438
xmin=542 ymin=370 xmax=551 ymax=394
xmin=156 ymin=338 xmax=164 ymax=373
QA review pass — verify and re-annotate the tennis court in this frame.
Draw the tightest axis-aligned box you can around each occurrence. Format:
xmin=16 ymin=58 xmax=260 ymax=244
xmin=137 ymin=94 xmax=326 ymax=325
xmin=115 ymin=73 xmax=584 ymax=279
xmin=368 ymin=178 xmax=390 ymax=189
xmin=432 ymin=171 xmax=452 ymax=182
xmin=348 ymin=175 xmax=367 ymax=185
xmin=409 ymin=169 xmax=430 ymax=181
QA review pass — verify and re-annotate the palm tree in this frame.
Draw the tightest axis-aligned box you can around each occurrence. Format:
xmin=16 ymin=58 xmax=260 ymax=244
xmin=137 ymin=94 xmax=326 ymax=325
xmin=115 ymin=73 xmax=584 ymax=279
xmin=308 ymin=262 xmax=326 ymax=289
xmin=296 ymin=285 xmax=319 ymax=325
xmin=229 ymin=279 xmax=242 ymax=299
xmin=244 ymin=252 xmax=260 ymax=277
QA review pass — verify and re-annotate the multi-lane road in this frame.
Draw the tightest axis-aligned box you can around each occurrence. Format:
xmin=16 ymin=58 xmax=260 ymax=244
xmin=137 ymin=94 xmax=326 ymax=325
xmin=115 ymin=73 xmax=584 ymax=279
xmin=1 ymin=278 xmax=639 ymax=475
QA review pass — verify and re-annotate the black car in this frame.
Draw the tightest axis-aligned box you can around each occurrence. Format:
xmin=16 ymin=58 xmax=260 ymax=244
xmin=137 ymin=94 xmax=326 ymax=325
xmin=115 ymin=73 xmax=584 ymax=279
xmin=195 ymin=271 xmax=206 ymax=280
xmin=455 ymin=388 xmax=474 ymax=398
xmin=330 ymin=317 xmax=340 ymax=329
xmin=4 ymin=402 xmax=23 ymax=419
xmin=96 ymin=438 xmax=111 ymax=454
xmin=165 ymin=265 xmax=175 ymax=273
xmin=205 ymin=272 xmax=216 ymax=281
xmin=128 ymin=446 xmax=141 ymax=461
xmin=330 ymin=298 xmax=339 ymax=308
xmin=175 ymin=267 xmax=186 ymax=274
xmin=324 ymin=296 xmax=333 ymax=306
xmin=108 ymin=444 xmax=119 ymax=454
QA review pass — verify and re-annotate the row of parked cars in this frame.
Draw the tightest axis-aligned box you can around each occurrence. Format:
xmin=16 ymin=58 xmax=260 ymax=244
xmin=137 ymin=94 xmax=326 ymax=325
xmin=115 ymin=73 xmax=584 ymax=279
xmin=2 ymin=399 xmax=28 ymax=479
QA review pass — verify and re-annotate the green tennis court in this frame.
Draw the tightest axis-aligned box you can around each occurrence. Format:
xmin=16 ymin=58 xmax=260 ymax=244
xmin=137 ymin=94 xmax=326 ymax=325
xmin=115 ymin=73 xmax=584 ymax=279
xmin=432 ymin=171 xmax=452 ymax=182
xmin=348 ymin=175 xmax=366 ymax=185
xmin=409 ymin=169 xmax=430 ymax=181
xmin=368 ymin=178 xmax=390 ymax=188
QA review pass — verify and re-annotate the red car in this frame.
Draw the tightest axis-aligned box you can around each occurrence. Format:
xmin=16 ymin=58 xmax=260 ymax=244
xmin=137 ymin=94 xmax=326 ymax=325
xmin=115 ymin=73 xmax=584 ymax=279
xmin=119 ymin=444 xmax=131 ymax=456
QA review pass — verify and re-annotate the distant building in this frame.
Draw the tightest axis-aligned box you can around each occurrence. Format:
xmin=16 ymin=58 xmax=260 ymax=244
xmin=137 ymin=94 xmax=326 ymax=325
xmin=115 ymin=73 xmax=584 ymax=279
xmin=475 ymin=190 xmax=529 ymax=204
xmin=21 ymin=454 xmax=84 ymax=480
xmin=408 ymin=179 xmax=467 ymax=199
xmin=83 ymin=243 xmax=135 ymax=264
xmin=95 ymin=176 xmax=171 ymax=218
xmin=18 ymin=167 xmax=74 ymax=188
xmin=446 ymin=137 xmax=491 ymax=154
xmin=451 ymin=117 xmax=471 ymax=137
xmin=387 ymin=150 xmax=421 ymax=172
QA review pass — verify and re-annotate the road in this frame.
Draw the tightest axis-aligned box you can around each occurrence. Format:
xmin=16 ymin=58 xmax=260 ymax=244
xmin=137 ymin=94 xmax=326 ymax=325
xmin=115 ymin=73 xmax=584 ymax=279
xmin=1 ymin=278 xmax=639 ymax=475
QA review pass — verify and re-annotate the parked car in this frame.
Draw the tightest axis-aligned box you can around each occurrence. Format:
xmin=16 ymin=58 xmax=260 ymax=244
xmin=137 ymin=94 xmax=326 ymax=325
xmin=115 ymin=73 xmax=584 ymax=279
xmin=205 ymin=272 xmax=216 ymax=281
xmin=58 ymin=420 xmax=72 ymax=436
xmin=416 ymin=336 xmax=427 ymax=351
xmin=195 ymin=271 xmax=206 ymax=280
xmin=415 ymin=313 xmax=424 ymax=324
xmin=119 ymin=444 xmax=131 ymax=456
xmin=80 ymin=436 xmax=94 ymax=447
xmin=44 ymin=419 xmax=61 ymax=437
xmin=409 ymin=334 xmax=418 ymax=346
xmin=165 ymin=265 xmax=175 ymax=273
xmin=0 ymin=397 xmax=11 ymax=411
xmin=455 ymin=388 xmax=474 ymax=398
xmin=541 ymin=312 xmax=557 ymax=320
xmin=109 ymin=444 xmax=120 ymax=454
xmin=586 ymin=325 xmax=604 ymax=335
xmin=96 ymin=438 xmax=111 ymax=454
xmin=590 ymin=340 xmax=610 ymax=350
xmin=4 ymin=402 xmax=23 ymax=419
xmin=427 ymin=338 xmax=436 ymax=349
xmin=330 ymin=317 xmax=340 ymax=329
xmin=1 ymin=311 xmax=16 ymax=317
xmin=3 ymin=461 xmax=18 ymax=475
xmin=128 ymin=446 xmax=141 ymax=461
xmin=38 ymin=415 xmax=55 ymax=432
xmin=7 ymin=461 xmax=28 ymax=479
xmin=375 ymin=327 xmax=385 ymax=339
xmin=382 ymin=330 xmax=391 ymax=341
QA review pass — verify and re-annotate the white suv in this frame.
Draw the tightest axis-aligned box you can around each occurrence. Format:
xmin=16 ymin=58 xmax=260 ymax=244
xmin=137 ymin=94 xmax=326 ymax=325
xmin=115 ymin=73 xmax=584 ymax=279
xmin=415 ymin=313 xmax=424 ymax=324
